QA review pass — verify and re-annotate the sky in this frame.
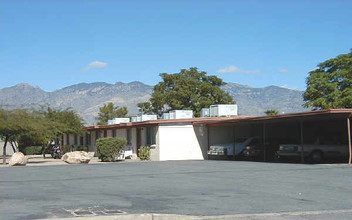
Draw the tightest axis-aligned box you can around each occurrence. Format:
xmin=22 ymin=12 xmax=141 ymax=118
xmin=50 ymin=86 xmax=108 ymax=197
xmin=0 ymin=0 xmax=351 ymax=92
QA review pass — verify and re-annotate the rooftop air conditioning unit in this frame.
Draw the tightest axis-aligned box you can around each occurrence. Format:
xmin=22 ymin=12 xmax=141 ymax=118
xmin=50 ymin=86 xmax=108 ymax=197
xmin=201 ymin=108 xmax=210 ymax=117
xmin=210 ymin=104 xmax=238 ymax=117
xmin=169 ymin=110 xmax=193 ymax=119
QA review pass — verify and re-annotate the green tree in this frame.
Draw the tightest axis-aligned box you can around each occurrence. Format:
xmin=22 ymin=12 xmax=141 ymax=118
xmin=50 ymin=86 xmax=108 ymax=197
xmin=303 ymin=50 xmax=352 ymax=109
xmin=137 ymin=102 xmax=153 ymax=114
xmin=0 ymin=106 xmax=84 ymax=162
xmin=33 ymin=106 xmax=84 ymax=155
xmin=149 ymin=67 xmax=235 ymax=117
xmin=96 ymin=102 xmax=128 ymax=125
xmin=0 ymin=109 xmax=37 ymax=164
xmin=265 ymin=109 xmax=279 ymax=116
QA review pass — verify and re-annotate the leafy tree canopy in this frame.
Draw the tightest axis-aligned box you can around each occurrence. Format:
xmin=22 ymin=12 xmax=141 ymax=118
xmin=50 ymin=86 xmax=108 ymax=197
xmin=0 ymin=106 xmax=84 ymax=163
xmin=303 ymin=50 xmax=352 ymax=109
xmin=265 ymin=109 xmax=279 ymax=116
xmin=137 ymin=102 xmax=153 ymax=115
xmin=142 ymin=67 xmax=235 ymax=117
xmin=96 ymin=102 xmax=128 ymax=125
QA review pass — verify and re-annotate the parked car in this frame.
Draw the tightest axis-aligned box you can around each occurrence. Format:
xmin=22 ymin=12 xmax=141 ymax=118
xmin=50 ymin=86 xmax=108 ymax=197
xmin=276 ymin=137 xmax=349 ymax=163
xmin=124 ymin=146 xmax=133 ymax=159
xmin=208 ymin=137 xmax=258 ymax=159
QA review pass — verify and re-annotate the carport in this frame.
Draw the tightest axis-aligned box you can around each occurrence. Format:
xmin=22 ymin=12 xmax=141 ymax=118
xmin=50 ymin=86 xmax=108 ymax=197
xmin=200 ymin=109 xmax=352 ymax=165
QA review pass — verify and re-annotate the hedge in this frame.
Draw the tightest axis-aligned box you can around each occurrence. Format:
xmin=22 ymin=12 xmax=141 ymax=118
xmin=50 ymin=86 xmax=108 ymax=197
xmin=22 ymin=146 xmax=42 ymax=155
xmin=138 ymin=146 xmax=150 ymax=160
xmin=96 ymin=137 xmax=127 ymax=162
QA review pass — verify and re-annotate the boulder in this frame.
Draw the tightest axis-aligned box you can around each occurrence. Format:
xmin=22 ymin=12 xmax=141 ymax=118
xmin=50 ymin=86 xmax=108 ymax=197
xmin=9 ymin=152 xmax=28 ymax=166
xmin=61 ymin=151 xmax=91 ymax=164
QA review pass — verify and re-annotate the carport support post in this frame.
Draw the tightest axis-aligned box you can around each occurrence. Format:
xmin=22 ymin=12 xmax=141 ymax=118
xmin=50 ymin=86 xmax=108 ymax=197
xmin=263 ymin=122 xmax=266 ymax=162
xmin=300 ymin=120 xmax=304 ymax=163
xmin=347 ymin=117 xmax=351 ymax=167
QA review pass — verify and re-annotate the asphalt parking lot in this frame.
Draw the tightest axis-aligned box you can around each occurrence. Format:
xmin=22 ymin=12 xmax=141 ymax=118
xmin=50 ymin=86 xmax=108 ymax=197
xmin=1 ymin=160 xmax=352 ymax=220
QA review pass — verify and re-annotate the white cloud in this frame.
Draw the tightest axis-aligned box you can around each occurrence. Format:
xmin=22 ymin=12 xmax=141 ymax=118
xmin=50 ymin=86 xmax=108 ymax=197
xmin=217 ymin=66 xmax=262 ymax=74
xmin=82 ymin=61 xmax=107 ymax=71
xmin=279 ymin=69 xmax=291 ymax=73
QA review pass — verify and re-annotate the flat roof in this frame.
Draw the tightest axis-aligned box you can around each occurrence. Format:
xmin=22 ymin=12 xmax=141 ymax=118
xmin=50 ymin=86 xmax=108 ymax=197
xmin=85 ymin=116 xmax=252 ymax=131
xmin=85 ymin=109 xmax=352 ymax=131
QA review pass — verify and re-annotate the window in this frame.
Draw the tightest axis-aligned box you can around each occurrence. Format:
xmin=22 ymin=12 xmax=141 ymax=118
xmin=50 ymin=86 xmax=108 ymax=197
xmin=86 ymin=133 xmax=91 ymax=145
xmin=127 ymin=129 xmax=132 ymax=145
xmin=66 ymin=134 xmax=70 ymax=145
xmin=146 ymin=127 xmax=156 ymax=145
xmin=96 ymin=131 xmax=101 ymax=140
xmin=74 ymin=134 xmax=78 ymax=145
xmin=113 ymin=129 xmax=117 ymax=137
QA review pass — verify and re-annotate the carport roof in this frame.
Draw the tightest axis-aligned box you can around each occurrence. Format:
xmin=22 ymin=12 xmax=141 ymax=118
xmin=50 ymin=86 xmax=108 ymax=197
xmin=85 ymin=109 xmax=352 ymax=131
xmin=197 ymin=109 xmax=352 ymax=126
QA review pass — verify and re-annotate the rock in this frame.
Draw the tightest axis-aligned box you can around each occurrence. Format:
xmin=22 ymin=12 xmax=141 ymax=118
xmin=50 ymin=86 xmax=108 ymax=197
xmin=61 ymin=151 xmax=91 ymax=164
xmin=9 ymin=152 xmax=28 ymax=166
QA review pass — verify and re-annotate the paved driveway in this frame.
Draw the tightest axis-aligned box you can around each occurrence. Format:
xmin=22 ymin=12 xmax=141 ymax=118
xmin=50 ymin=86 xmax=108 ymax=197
xmin=1 ymin=161 xmax=352 ymax=219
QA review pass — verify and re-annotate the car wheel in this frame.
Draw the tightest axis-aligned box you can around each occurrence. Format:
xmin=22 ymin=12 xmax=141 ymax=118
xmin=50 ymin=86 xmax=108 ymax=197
xmin=309 ymin=151 xmax=323 ymax=163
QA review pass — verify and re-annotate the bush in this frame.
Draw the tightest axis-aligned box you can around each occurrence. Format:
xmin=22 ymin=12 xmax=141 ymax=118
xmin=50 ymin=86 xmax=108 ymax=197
xmin=62 ymin=145 xmax=73 ymax=153
xmin=96 ymin=137 xmax=127 ymax=162
xmin=22 ymin=146 xmax=42 ymax=155
xmin=76 ymin=145 xmax=88 ymax=152
xmin=138 ymin=146 xmax=150 ymax=160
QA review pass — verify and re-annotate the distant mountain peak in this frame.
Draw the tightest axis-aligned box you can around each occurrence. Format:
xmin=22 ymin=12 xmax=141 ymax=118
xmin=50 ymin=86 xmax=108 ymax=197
xmin=0 ymin=80 xmax=308 ymax=125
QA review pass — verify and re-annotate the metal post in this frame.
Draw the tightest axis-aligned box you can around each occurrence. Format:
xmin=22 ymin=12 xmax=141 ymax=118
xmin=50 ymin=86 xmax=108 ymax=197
xmin=263 ymin=123 xmax=266 ymax=162
xmin=233 ymin=126 xmax=236 ymax=161
xmin=207 ymin=126 xmax=210 ymax=160
xmin=347 ymin=117 xmax=351 ymax=167
xmin=300 ymin=120 xmax=304 ymax=163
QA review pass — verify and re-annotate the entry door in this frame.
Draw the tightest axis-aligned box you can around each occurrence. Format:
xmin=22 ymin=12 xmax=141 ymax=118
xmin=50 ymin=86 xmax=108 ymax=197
xmin=137 ymin=128 xmax=142 ymax=156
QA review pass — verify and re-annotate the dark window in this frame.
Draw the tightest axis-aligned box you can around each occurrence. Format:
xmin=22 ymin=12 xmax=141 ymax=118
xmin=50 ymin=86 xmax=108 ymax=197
xmin=96 ymin=131 xmax=101 ymax=140
xmin=74 ymin=134 xmax=78 ymax=145
xmin=66 ymin=134 xmax=70 ymax=145
xmin=113 ymin=129 xmax=117 ymax=137
xmin=146 ymin=127 xmax=156 ymax=145
xmin=127 ymin=129 xmax=132 ymax=145
xmin=104 ymin=130 xmax=107 ymax=137
xmin=86 ymin=133 xmax=91 ymax=145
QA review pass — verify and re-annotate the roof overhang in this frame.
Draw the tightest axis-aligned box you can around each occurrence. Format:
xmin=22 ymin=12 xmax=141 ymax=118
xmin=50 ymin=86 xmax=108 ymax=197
xmin=85 ymin=109 xmax=352 ymax=131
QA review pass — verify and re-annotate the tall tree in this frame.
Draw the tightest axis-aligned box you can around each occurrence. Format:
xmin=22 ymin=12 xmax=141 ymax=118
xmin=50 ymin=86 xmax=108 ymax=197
xmin=137 ymin=102 xmax=153 ymax=115
xmin=148 ymin=67 xmax=235 ymax=117
xmin=96 ymin=102 xmax=128 ymax=125
xmin=303 ymin=50 xmax=352 ymax=109
xmin=0 ymin=106 xmax=84 ymax=163
xmin=34 ymin=106 xmax=84 ymax=154
xmin=0 ymin=109 xmax=37 ymax=164
xmin=265 ymin=109 xmax=279 ymax=116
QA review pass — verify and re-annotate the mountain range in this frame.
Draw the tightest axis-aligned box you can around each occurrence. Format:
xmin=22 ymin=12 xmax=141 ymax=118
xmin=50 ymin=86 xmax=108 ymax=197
xmin=0 ymin=81 xmax=309 ymax=125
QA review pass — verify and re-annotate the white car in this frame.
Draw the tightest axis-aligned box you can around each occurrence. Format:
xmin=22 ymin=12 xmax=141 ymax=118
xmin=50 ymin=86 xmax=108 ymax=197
xmin=124 ymin=146 xmax=133 ymax=159
xmin=276 ymin=137 xmax=349 ymax=163
xmin=208 ymin=137 xmax=258 ymax=159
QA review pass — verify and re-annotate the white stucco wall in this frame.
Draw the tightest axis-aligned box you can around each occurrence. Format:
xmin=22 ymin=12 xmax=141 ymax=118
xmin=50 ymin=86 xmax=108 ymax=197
xmin=68 ymin=134 xmax=75 ymax=146
xmin=89 ymin=131 xmax=97 ymax=152
xmin=158 ymin=124 xmax=206 ymax=161
xmin=115 ymin=129 xmax=126 ymax=138
xmin=107 ymin=130 xmax=113 ymax=137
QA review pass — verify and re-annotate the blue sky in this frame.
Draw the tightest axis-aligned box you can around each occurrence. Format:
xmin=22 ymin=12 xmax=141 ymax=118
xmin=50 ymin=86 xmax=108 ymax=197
xmin=0 ymin=0 xmax=351 ymax=92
